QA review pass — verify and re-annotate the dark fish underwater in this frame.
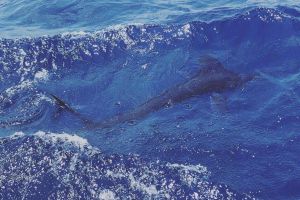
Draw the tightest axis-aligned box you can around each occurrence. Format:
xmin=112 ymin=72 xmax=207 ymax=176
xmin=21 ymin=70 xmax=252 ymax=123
xmin=0 ymin=3 xmax=299 ymax=198
xmin=52 ymin=56 xmax=255 ymax=129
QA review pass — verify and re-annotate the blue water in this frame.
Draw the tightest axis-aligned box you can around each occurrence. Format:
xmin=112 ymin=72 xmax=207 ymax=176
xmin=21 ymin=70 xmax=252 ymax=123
xmin=0 ymin=0 xmax=300 ymax=199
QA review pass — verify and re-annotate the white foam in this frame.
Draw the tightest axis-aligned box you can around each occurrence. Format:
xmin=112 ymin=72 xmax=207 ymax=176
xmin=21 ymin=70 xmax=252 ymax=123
xmin=182 ymin=23 xmax=192 ymax=35
xmin=4 ymin=80 xmax=34 ymax=97
xmin=34 ymin=69 xmax=49 ymax=82
xmin=34 ymin=131 xmax=90 ymax=150
xmin=10 ymin=131 xmax=25 ymax=138
xmin=99 ymin=190 xmax=117 ymax=200
xmin=167 ymin=163 xmax=209 ymax=175
xmin=128 ymin=173 xmax=158 ymax=196
xmin=141 ymin=63 xmax=148 ymax=69
xmin=0 ymin=131 xmax=246 ymax=199
xmin=61 ymin=30 xmax=88 ymax=38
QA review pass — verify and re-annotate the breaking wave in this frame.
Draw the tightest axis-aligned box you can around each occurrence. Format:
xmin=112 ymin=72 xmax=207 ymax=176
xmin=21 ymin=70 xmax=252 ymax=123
xmin=0 ymin=132 xmax=251 ymax=199
xmin=0 ymin=7 xmax=299 ymax=130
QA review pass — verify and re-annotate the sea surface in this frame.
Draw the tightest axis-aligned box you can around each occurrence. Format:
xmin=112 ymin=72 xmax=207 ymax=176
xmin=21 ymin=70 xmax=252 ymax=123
xmin=0 ymin=0 xmax=300 ymax=199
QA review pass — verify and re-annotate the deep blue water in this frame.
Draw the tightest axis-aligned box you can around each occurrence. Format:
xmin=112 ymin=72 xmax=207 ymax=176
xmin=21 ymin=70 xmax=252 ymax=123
xmin=0 ymin=0 xmax=300 ymax=199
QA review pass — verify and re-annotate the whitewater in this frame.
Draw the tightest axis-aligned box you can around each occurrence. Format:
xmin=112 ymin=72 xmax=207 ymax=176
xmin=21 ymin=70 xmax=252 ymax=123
xmin=0 ymin=0 xmax=300 ymax=199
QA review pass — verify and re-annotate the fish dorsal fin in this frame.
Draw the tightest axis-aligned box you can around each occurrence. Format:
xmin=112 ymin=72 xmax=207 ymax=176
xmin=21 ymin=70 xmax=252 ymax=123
xmin=198 ymin=55 xmax=226 ymax=75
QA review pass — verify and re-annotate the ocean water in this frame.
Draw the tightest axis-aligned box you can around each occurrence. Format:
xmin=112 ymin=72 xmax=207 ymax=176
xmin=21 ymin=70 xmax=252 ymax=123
xmin=0 ymin=0 xmax=300 ymax=199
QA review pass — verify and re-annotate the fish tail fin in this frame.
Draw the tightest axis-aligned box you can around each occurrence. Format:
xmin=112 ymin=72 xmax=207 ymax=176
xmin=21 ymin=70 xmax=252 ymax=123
xmin=49 ymin=94 xmax=74 ymax=113
xmin=49 ymin=93 xmax=95 ymax=127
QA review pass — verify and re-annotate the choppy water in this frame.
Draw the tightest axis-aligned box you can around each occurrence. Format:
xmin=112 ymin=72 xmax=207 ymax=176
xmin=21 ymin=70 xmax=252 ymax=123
xmin=0 ymin=0 xmax=300 ymax=199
